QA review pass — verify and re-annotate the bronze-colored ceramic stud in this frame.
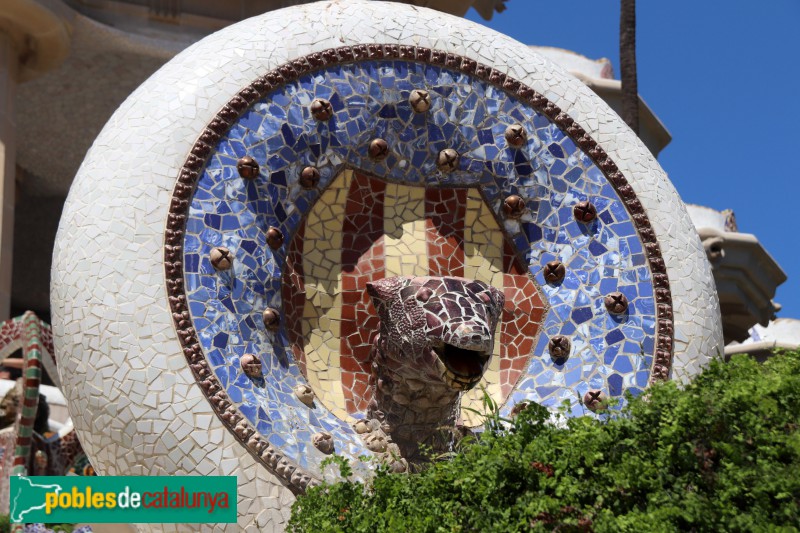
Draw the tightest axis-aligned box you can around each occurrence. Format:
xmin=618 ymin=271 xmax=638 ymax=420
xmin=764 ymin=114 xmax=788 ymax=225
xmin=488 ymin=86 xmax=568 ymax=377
xmin=504 ymin=124 xmax=528 ymax=148
xmin=573 ymin=200 xmax=597 ymax=223
xmin=436 ymin=148 xmax=459 ymax=172
xmin=237 ymin=156 xmax=259 ymax=180
xmin=409 ymin=89 xmax=431 ymax=113
xmin=548 ymin=335 xmax=571 ymax=361
xmin=262 ymin=308 xmax=280 ymax=330
xmin=310 ymin=98 xmax=333 ymax=121
xmin=502 ymin=195 xmax=526 ymax=219
xmin=312 ymin=432 xmax=335 ymax=454
xmin=299 ymin=166 xmax=320 ymax=189
xmin=583 ymin=389 xmax=607 ymax=412
xmin=294 ymin=384 xmax=315 ymax=407
xmin=209 ymin=247 xmax=233 ymax=271
xmin=266 ymin=226 xmax=284 ymax=249
xmin=543 ymin=261 xmax=566 ymax=284
xmin=240 ymin=353 xmax=263 ymax=379
xmin=604 ymin=291 xmax=629 ymax=314
xmin=368 ymin=138 xmax=389 ymax=161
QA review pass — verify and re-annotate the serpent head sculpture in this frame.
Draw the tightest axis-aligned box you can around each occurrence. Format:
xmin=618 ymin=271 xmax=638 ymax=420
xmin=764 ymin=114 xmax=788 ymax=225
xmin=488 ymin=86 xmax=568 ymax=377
xmin=363 ymin=275 xmax=504 ymax=461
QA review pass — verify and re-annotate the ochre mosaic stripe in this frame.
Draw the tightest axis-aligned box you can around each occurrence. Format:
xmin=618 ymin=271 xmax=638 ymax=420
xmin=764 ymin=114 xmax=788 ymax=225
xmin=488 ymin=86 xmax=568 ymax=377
xmin=301 ymin=171 xmax=351 ymax=421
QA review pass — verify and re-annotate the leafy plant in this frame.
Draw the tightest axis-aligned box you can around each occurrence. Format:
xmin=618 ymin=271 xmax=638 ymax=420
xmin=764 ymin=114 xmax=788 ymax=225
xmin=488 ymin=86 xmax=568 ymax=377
xmin=289 ymin=350 xmax=800 ymax=532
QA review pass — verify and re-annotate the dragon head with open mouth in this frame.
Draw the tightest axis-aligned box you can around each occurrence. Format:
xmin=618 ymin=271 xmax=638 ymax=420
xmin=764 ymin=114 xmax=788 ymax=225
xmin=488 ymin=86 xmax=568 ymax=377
xmin=363 ymin=275 xmax=504 ymax=460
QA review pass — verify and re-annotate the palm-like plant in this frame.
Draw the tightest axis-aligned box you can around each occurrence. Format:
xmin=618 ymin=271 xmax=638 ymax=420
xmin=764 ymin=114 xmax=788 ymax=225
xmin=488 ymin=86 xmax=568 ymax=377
xmin=620 ymin=0 xmax=639 ymax=135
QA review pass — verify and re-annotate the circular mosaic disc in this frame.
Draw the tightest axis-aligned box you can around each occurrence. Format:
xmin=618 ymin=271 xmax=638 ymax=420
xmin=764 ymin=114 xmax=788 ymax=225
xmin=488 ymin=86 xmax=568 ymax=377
xmin=51 ymin=1 xmax=722 ymax=529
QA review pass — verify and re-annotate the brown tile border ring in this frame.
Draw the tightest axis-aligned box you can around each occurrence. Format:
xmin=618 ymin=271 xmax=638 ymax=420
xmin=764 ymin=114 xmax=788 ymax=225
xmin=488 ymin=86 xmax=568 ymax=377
xmin=163 ymin=44 xmax=675 ymax=492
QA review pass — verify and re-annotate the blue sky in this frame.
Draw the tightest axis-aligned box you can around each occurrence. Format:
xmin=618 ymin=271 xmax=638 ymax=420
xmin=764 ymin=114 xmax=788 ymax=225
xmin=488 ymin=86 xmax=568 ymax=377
xmin=468 ymin=1 xmax=800 ymax=324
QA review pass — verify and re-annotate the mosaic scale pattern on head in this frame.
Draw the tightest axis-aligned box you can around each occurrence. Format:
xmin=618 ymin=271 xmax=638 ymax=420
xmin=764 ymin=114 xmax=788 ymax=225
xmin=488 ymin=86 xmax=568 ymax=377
xmin=367 ymin=276 xmax=504 ymax=391
xmin=364 ymin=275 xmax=503 ymax=461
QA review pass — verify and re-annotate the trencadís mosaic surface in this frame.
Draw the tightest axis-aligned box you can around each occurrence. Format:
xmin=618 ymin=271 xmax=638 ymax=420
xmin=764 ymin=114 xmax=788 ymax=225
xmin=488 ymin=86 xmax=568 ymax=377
xmin=170 ymin=48 xmax=672 ymax=487
xmin=53 ymin=3 xmax=723 ymax=528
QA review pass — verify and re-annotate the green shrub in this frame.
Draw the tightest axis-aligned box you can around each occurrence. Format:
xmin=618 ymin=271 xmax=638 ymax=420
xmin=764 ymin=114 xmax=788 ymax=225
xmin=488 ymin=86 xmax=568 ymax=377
xmin=289 ymin=350 xmax=800 ymax=532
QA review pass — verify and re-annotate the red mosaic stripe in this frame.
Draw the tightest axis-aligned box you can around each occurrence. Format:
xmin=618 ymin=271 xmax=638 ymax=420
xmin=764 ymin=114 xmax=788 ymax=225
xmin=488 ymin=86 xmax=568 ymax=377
xmin=500 ymin=241 xmax=545 ymax=398
xmin=340 ymin=173 xmax=386 ymax=414
xmin=283 ymin=224 xmax=308 ymax=377
xmin=425 ymin=189 xmax=466 ymax=277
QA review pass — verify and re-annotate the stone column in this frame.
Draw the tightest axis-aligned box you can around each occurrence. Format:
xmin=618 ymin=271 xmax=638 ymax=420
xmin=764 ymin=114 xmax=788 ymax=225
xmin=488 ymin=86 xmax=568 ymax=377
xmin=0 ymin=33 xmax=18 ymax=319
xmin=0 ymin=0 xmax=70 ymax=319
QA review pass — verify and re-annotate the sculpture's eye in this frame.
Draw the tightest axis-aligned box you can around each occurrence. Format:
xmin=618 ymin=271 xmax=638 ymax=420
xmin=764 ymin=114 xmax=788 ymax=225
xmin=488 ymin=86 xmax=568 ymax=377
xmin=416 ymin=287 xmax=433 ymax=303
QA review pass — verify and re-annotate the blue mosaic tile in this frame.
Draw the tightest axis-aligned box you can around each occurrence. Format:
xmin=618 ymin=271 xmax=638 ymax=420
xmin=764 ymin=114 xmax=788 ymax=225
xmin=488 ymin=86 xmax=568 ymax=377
xmin=182 ymin=60 xmax=659 ymax=467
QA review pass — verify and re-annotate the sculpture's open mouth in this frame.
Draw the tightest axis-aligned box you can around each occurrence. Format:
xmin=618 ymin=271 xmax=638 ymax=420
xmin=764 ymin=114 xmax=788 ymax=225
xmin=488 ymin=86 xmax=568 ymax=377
xmin=433 ymin=343 xmax=490 ymax=391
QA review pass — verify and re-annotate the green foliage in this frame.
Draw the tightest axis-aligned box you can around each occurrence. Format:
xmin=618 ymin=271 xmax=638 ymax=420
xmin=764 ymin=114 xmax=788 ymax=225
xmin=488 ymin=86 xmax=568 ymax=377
xmin=289 ymin=350 xmax=800 ymax=532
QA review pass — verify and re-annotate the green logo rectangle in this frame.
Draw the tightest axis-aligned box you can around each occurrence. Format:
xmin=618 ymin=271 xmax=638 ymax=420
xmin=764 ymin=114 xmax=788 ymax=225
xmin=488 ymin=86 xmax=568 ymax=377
xmin=10 ymin=476 xmax=237 ymax=523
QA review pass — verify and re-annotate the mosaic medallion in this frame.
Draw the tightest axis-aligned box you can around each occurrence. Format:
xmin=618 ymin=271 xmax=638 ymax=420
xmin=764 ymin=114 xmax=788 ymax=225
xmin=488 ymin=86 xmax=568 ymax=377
xmin=166 ymin=46 xmax=673 ymax=489
xmin=52 ymin=3 xmax=725 ymax=529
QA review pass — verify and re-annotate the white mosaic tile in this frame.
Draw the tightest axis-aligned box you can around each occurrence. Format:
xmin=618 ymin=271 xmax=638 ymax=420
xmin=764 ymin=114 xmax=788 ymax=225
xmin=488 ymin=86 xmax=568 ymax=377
xmin=50 ymin=1 xmax=722 ymax=531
